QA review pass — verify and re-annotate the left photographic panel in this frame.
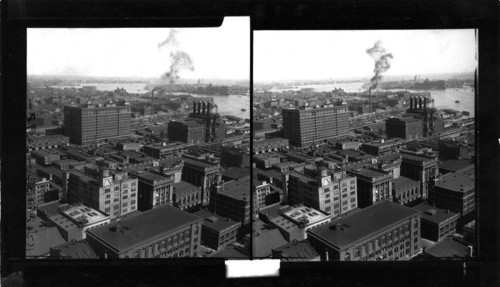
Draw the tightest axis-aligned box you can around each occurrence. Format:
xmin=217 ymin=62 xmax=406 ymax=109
xmin=26 ymin=17 xmax=251 ymax=259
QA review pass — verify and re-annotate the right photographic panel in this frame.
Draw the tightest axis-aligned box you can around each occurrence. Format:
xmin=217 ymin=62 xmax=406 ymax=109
xmin=253 ymin=30 xmax=476 ymax=261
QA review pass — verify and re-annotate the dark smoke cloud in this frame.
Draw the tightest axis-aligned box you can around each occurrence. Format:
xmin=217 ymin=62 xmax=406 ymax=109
xmin=158 ymin=29 xmax=179 ymax=49
xmin=157 ymin=29 xmax=195 ymax=85
xmin=366 ymin=40 xmax=393 ymax=90
xmin=161 ymin=51 xmax=194 ymax=85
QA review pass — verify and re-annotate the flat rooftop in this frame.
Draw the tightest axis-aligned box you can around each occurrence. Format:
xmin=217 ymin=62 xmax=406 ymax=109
xmin=349 ymin=168 xmax=390 ymax=180
xmin=308 ymin=200 xmax=420 ymax=250
xmin=273 ymin=240 xmax=319 ymax=260
xmin=391 ymin=176 xmax=418 ymax=189
xmin=222 ymin=167 xmax=250 ymax=180
xmin=413 ymin=202 xmax=459 ymax=225
xmin=52 ymin=240 xmax=99 ymax=259
xmin=193 ymin=210 xmax=241 ymax=232
xmin=425 ymin=237 xmax=471 ymax=258
xmin=59 ymin=203 xmax=110 ymax=226
xmin=86 ymin=205 xmax=203 ymax=253
xmin=132 ymin=170 xmax=168 ymax=182
xmin=219 ymin=180 xmax=251 ymax=202
xmin=281 ymin=204 xmax=330 ymax=226
xmin=435 ymin=173 xmax=475 ymax=193
xmin=439 ymin=160 xmax=474 ymax=174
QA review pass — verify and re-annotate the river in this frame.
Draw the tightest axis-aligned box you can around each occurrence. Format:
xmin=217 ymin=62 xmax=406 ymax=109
xmin=269 ymin=82 xmax=475 ymax=117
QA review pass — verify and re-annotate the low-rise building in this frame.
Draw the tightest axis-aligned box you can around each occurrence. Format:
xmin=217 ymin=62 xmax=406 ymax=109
xmin=172 ymin=181 xmax=202 ymax=211
xmin=391 ymin=176 xmax=421 ymax=205
xmin=432 ymin=172 xmax=475 ymax=219
xmin=413 ymin=202 xmax=460 ymax=242
xmin=194 ymin=210 xmax=241 ymax=250
xmin=271 ymin=240 xmax=321 ymax=261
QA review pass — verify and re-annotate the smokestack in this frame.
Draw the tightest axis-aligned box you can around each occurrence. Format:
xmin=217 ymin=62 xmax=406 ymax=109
xmin=419 ymin=97 xmax=423 ymax=109
xmin=424 ymin=97 xmax=427 ymax=109
xmin=369 ymin=88 xmax=372 ymax=113
xmin=151 ymin=88 xmax=156 ymax=115
xmin=197 ymin=101 xmax=201 ymax=114
xmin=193 ymin=101 xmax=197 ymax=114
xmin=325 ymin=250 xmax=329 ymax=261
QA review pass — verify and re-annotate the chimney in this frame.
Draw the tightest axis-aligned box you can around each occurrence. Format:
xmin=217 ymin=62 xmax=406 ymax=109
xmin=325 ymin=250 xmax=329 ymax=261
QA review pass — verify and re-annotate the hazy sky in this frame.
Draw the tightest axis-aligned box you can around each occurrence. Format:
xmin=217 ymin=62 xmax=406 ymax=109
xmin=254 ymin=29 xmax=476 ymax=82
xmin=28 ymin=17 xmax=249 ymax=80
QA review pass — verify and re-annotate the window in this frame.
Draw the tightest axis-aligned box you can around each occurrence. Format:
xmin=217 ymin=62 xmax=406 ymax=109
xmin=350 ymin=197 xmax=356 ymax=203
xmin=105 ymin=200 xmax=111 ymax=205
xmin=114 ymin=198 xmax=119 ymax=202
xmin=122 ymin=208 xmax=128 ymax=213
xmin=114 ymin=205 xmax=120 ymax=210
xmin=123 ymin=195 xmax=128 ymax=200
xmin=325 ymin=199 xmax=331 ymax=204
xmin=123 ymin=202 xmax=128 ymax=207
xmin=131 ymin=200 xmax=136 ymax=205
xmin=105 ymin=207 xmax=111 ymax=213
xmin=325 ymin=206 xmax=331 ymax=212
xmin=131 ymin=193 xmax=136 ymax=197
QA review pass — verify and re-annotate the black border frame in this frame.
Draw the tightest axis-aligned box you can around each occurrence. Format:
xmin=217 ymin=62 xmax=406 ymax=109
xmin=2 ymin=0 xmax=499 ymax=286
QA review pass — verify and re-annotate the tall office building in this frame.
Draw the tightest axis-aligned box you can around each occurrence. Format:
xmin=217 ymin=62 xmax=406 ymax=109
xmin=282 ymin=105 xmax=349 ymax=147
xmin=64 ymin=103 xmax=131 ymax=145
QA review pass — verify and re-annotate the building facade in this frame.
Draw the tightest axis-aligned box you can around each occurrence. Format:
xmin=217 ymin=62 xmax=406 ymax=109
xmin=130 ymin=170 xmax=174 ymax=212
xmin=67 ymin=167 xmax=138 ymax=219
xmin=401 ymin=153 xmax=439 ymax=200
xmin=347 ymin=168 xmax=392 ymax=208
xmin=287 ymin=166 xmax=357 ymax=217
xmin=282 ymin=105 xmax=349 ymax=147
xmin=386 ymin=117 xmax=422 ymax=140
xmin=64 ymin=104 xmax=131 ymax=145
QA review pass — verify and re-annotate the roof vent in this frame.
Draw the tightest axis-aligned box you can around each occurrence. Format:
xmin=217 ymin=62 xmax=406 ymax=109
xmin=425 ymin=209 xmax=437 ymax=216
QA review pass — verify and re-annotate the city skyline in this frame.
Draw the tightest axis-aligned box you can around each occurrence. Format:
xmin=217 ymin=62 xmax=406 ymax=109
xmin=254 ymin=29 xmax=476 ymax=82
xmin=27 ymin=17 xmax=250 ymax=81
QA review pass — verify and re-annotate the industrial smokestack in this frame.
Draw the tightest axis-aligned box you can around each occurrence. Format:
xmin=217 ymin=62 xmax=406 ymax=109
xmin=197 ymin=101 xmax=201 ymax=114
xmin=424 ymin=97 xmax=427 ymax=109
xmin=151 ymin=88 xmax=157 ymax=115
xmin=419 ymin=97 xmax=423 ymax=110
xmin=193 ymin=101 xmax=197 ymax=114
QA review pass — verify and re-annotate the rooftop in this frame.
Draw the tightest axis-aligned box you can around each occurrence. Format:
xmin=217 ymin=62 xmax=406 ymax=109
xmin=439 ymin=160 xmax=474 ymax=174
xmin=51 ymin=240 xmax=99 ymax=259
xmin=349 ymin=168 xmax=390 ymax=181
xmin=172 ymin=181 xmax=199 ymax=195
xmin=222 ymin=167 xmax=250 ymax=181
xmin=219 ymin=180 xmax=251 ymax=202
xmin=435 ymin=172 xmax=475 ymax=193
xmin=59 ymin=203 xmax=110 ymax=226
xmin=272 ymin=240 xmax=320 ymax=260
xmin=193 ymin=210 xmax=241 ymax=233
xmin=132 ymin=170 xmax=169 ymax=182
xmin=425 ymin=237 xmax=472 ymax=258
xmin=413 ymin=202 xmax=459 ymax=225
xmin=86 ymin=205 xmax=203 ymax=253
xmin=281 ymin=204 xmax=330 ymax=226
xmin=307 ymin=200 xmax=420 ymax=250
xmin=253 ymin=228 xmax=289 ymax=258
xmin=391 ymin=176 xmax=419 ymax=189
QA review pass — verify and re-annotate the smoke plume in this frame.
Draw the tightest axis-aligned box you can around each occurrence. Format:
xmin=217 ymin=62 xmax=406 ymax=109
xmin=366 ymin=40 xmax=393 ymax=90
xmin=158 ymin=29 xmax=179 ymax=49
xmin=161 ymin=51 xmax=195 ymax=85
xmin=157 ymin=29 xmax=194 ymax=85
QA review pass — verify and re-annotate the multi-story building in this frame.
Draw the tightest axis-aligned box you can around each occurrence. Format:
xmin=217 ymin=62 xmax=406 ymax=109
xmin=413 ymin=202 xmax=460 ymax=242
xmin=86 ymin=205 xmax=203 ymax=258
xmin=287 ymin=165 xmax=357 ymax=217
xmin=386 ymin=117 xmax=422 ymax=140
xmin=282 ymin=105 xmax=349 ymax=147
xmin=66 ymin=167 xmax=138 ymax=219
xmin=347 ymin=168 xmax=392 ymax=208
xmin=401 ymin=153 xmax=438 ymax=200
xmin=431 ymin=172 xmax=475 ymax=217
xmin=63 ymin=103 xmax=131 ymax=145
xmin=209 ymin=180 xmax=252 ymax=227
xmin=172 ymin=181 xmax=203 ymax=211
xmin=360 ymin=139 xmax=403 ymax=156
xmin=268 ymin=204 xmax=331 ymax=241
xmin=142 ymin=142 xmax=186 ymax=159
xmin=27 ymin=174 xmax=59 ymax=207
xmin=167 ymin=121 xmax=205 ymax=145
xmin=181 ymin=157 xmax=221 ymax=206
xmin=391 ymin=176 xmax=421 ymax=205
xmin=28 ymin=134 xmax=70 ymax=151
xmin=194 ymin=209 xmax=241 ymax=250
xmin=307 ymin=200 xmax=421 ymax=261
xmin=130 ymin=170 xmax=174 ymax=212
xmin=221 ymin=144 xmax=251 ymax=168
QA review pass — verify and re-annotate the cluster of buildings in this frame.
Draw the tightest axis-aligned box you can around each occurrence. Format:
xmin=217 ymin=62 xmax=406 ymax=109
xmin=252 ymin=92 xmax=476 ymax=261
xmin=26 ymin=99 xmax=251 ymax=259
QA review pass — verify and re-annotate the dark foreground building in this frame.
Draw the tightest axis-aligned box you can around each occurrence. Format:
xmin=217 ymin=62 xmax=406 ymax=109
xmin=307 ymin=200 xmax=421 ymax=261
xmin=86 ymin=205 xmax=203 ymax=258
